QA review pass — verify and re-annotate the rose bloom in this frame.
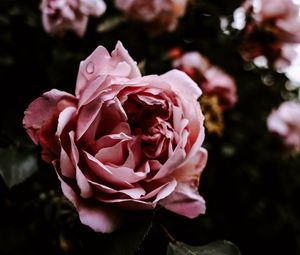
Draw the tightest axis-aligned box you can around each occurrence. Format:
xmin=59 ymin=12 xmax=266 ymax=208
xmin=236 ymin=0 xmax=300 ymax=68
xmin=202 ymin=67 xmax=237 ymax=111
xmin=23 ymin=42 xmax=207 ymax=233
xmin=267 ymin=101 xmax=300 ymax=153
xmin=41 ymin=0 xmax=106 ymax=37
xmin=114 ymin=0 xmax=188 ymax=33
xmin=172 ymin=51 xmax=237 ymax=110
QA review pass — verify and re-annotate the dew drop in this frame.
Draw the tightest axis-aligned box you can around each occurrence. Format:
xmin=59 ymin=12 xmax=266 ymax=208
xmin=86 ymin=62 xmax=94 ymax=74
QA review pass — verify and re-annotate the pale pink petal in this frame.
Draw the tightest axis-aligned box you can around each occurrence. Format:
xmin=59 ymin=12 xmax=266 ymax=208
xmin=76 ymin=166 xmax=93 ymax=198
xmin=79 ymin=0 xmax=107 ymax=16
xmin=54 ymin=161 xmax=121 ymax=233
xmin=111 ymin=41 xmax=141 ymax=78
xmin=93 ymin=179 xmax=176 ymax=210
xmin=61 ymin=179 xmax=121 ymax=233
xmin=69 ymin=131 xmax=80 ymax=164
xmin=76 ymin=41 xmax=140 ymax=97
xmin=84 ymin=151 xmax=134 ymax=188
xmin=56 ymin=106 xmax=77 ymax=137
xmin=160 ymin=69 xmax=202 ymax=99
xmin=76 ymin=46 xmax=111 ymax=97
xmin=160 ymin=186 xmax=206 ymax=218
xmin=159 ymin=148 xmax=207 ymax=218
xmin=78 ymin=202 xmax=121 ymax=233
xmin=59 ymin=147 xmax=75 ymax=178
xmin=76 ymin=97 xmax=103 ymax=140
xmin=89 ymin=180 xmax=146 ymax=199
xmin=95 ymin=139 xmax=129 ymax=165
xmin=152 ymin=138 xmax=187 ymax=180
xmin=152 ymin=178 xmax=177 ymax=203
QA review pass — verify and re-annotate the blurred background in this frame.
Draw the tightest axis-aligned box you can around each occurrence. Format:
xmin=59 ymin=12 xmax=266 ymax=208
xmin=1 ymin=0 xmax=300 ymax=254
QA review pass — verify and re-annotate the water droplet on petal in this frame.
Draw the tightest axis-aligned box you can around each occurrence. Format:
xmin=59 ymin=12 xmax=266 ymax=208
xmin=86 ymin=62 xmax=94 ymax=74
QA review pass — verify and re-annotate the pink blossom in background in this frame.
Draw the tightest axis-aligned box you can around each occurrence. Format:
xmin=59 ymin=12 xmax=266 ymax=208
xmin=114 ymin=0 xmax=189 ymax=34
xmin=236 ymin=0 xmax=300 ymax=68
xmin=40 ymin=0 xmax=107 ymax=37
xmin=172 ymin=50 xmax=237 ymax=110
xmin=202 ymin=67 xmax=237 ymax=110
xmin=267 ymin=101 xmax=300 ymax=154
xmin=23 ymin=41 xmax=207 ymax=233
xmin=172 ymin=51 xmax=210 ymax=76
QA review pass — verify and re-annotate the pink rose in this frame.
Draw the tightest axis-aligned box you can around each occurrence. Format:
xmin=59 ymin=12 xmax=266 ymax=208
xmin=237 ymin=0 xmax=300 ymax=68
xmin=202 ymin=67 xmax=237 ymax=110
xmin=114 ymin=0 xmax=188 ymax=34
xmin=40 ymin=0 xmax=107 ymax=37
xmin=267 ymin=101 xmax=300 ymax=153
xmin=254 ymin=0 xmax=300 ymax=43
xmin=172 ymin=51 xmax=237 ymax=110
xmin=23 ymin=42 xmax=207 ymax=233
xmin=172 ymin=51 xmax=210 ymax=75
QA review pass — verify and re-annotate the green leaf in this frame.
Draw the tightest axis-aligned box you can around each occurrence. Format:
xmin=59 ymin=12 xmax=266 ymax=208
xmin=103 ymin=213 xmax=153 ymax=255
xmin=0 ymin=145 xmax=38 ymax=188
xmin=96 ymin=15 xmax=126 ymax=33
xmin=167 ymin=240 xmax=241 ymax=255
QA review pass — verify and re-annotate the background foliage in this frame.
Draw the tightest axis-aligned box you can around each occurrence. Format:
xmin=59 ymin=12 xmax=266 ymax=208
xmin=1 ymin=0 xmax=300 ymax=254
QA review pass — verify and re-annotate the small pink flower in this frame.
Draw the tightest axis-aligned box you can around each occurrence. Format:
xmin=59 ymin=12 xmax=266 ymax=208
xmin=23 ymin=41 xmax=207 ymax=233
xmin=237 ymin=0 xmax=300 ymax=68
xmin=267 ymin=101 xmax=300 ymax=153
xmin=202 ymin=67 xmax=237 ymax=110
xmin=114 ymin=0 xmax=188 ymax=34
xmin=172 ymin=51 xmax=237 ymax=110
xmin=41 ymin=0 xmax=106 ymax=37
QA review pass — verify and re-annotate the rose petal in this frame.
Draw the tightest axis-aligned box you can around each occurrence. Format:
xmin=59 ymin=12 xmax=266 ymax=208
xmin=159 ymin=148 xmax=207 ymax=218
xmin=76 ymin=41 xmax=141 ymax=97
xmin=84 ymin=151 xmax=135 ymax=188
xmin=54 ymin=160 xmax=122 ymax=233
xmin=111 ymin=41 xmax=141 ymax=79
xmin=56 ymin=106 xmax=77 ymax=137
xmin=151 ymin=129 xmax=189 ymax=180
xmin=79 ymin=0 xmax=107 ymax=17
xmin=160 ymin=186 xmax=206 ymax=218
xmin=76 ymin=165 xmax=93 ymax=198
xmin=61 ymin=179 xmax=121 ymax=233
xmin=76 ymin=97 xmax=103 ymax=141
xmin=23 ymin=89 xmax=77 ymax=162
xmin=59 ymin=146 xmax=75 ymax=178
xmin=23 ymin=89 xmax=76 ymax=144
xmin=160 ymin=69 xmax=202 ymax=99
xmin=89 ymin=179 xmax=146 ymax=199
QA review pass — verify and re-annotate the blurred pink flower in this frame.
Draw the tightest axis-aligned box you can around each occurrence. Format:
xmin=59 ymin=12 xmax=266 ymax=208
xmin=237 ymin=0 xmax=300 ymax=69
xmin=23 ymin=41 xmax=207 ymax=233
xmin=202 ymin=67 xmax=237 ymax=110
xmin=114 ymin=0 xmax=188 ymax=34
xmin=172 ymin=51 xmax=237 ymax=110
xmin=267 ymin=101 xmax=300 ymax=153
xmin=41 ymin=0 xmax=106 ymax=37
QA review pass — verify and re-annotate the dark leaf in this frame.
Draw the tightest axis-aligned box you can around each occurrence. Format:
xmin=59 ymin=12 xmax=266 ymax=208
xmin=0 ymin=145 xmax=38 ymax=188
xmin=103 ymin=213 xmax=153 ymax=255
xmin=96 ymin=15 xmax=126 ymax=33
xmin=167 ymin=240 xmax=241 ymax=255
